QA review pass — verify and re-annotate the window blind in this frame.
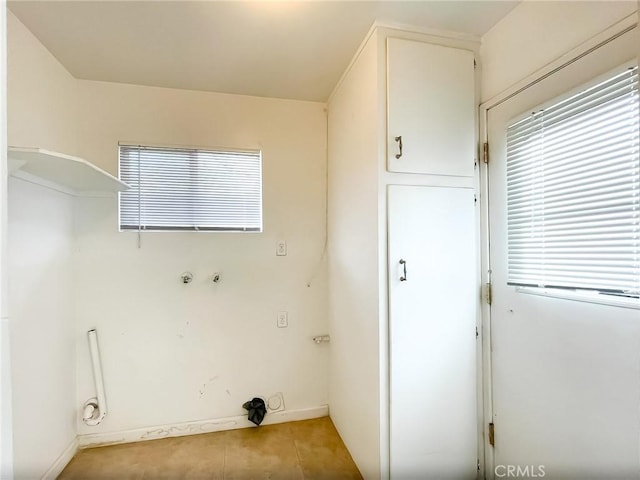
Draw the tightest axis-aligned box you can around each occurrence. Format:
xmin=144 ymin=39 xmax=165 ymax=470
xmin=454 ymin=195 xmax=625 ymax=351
xmin=506 ymin=66 xmax=640 ymax=297
xmin=119 ymin=145 xmax=262 ymax=232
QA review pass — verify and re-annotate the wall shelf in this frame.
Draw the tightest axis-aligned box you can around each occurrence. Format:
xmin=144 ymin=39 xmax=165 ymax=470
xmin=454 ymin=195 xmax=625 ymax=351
xmin=7 ymin=146 xmax=129 ymax=195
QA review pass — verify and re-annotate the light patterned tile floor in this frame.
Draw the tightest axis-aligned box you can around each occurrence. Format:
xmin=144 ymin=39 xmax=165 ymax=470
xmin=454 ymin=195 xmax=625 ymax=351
xmin=58 ymin=417 xmax=362 ymax=480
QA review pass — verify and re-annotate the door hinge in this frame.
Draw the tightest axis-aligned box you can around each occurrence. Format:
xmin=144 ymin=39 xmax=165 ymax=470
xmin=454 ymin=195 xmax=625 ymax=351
xmin=489 ymin=422 xmax=495 ymax=447
xmin=474 ymin=194 xmax=477 ymax=205
xmin=476 ymin=326 xmax=478 ymax=339
xmin=483 ymin=282 xmax=492 ymax=305
xmin=483 ymin=142 xmax=489 ymax=164
xmin=477 ymin=458 xmax=480 ymax=472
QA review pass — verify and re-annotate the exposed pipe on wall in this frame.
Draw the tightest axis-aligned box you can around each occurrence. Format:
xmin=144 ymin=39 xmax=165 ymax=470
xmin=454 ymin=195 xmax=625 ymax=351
xmin=83 ymin=329 xmax=107 ymax=426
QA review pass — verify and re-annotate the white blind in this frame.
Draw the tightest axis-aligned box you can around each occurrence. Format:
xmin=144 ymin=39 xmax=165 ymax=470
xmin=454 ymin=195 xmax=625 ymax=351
xmin=119 ymin=145 xmax=262 ymax=232
xmin=506 ymin=66 xmax=640 ymax=296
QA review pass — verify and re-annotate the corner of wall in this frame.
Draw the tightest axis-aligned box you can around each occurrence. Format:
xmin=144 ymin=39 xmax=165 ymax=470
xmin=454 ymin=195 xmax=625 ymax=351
xmin=327 ymin=27 xmax=382 ymax=480
xmin=479 ymin=1 xmax=638 ymax=103
xmin=7 ymin=8 xmax=79 ymax=155
xmin=7 ymin=9 xmax=80 ymax=479
xmin=0 ymin=4 xmax=13 ymax=479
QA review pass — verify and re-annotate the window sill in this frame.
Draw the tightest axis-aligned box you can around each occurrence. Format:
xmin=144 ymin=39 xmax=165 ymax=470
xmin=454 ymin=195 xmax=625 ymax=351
xmin=119 ymin=228 xmax=262 ymax=233
xmin=515 ymin=286 xmax=640 ymax=310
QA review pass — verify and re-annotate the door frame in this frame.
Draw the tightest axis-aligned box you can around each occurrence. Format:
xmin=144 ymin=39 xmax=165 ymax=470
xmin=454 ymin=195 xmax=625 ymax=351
xmin=0 ymin=4 xmax=12 ymax=478
xmin=477 ymin=13 xmax=639 ymax=480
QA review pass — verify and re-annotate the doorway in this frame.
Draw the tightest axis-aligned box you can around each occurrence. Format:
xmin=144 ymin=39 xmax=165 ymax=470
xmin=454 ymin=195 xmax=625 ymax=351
xmin=482 ymin=22 xmax=640 ymax=480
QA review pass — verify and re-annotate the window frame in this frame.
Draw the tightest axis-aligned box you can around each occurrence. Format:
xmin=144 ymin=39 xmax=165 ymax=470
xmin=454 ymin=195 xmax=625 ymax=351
xmin=504 ymin=62 xmax=640 ymax=306
xmin=118 ymin=142 xmax=263 ymax=233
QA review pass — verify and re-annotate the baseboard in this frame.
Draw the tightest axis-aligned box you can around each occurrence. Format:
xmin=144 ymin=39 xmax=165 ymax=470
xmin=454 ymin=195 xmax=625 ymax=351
xmin=77 ymin=405 xmax=329 ymax=449
xmin=41 ymin=437 xmax=78 ymax=480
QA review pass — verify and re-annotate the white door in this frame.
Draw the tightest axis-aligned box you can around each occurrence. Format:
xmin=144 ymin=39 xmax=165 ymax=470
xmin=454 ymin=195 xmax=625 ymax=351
xmin=387 ymin=38 xmax=475 ymax=177
xmin=389 ymin=185 xmax=477 ymax=479
xmin=486 ymin=27 xmax=640 ymax=479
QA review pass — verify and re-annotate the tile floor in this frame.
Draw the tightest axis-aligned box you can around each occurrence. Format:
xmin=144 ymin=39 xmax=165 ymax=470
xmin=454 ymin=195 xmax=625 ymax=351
xmin=58 ymin=417 xmax=362 ymax=479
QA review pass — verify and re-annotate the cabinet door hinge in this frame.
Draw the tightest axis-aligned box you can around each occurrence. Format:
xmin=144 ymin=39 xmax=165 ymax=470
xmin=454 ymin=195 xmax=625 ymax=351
xmin=477 ymin=458 xmax=480 ymax=472
xmin=489 ymin=422 xmax=495 ymax=447
xmin=474 ymin=194 xmax=478 ymax=205
xmin=475 ymin=326 xmax=479 ymax=339
xmin=483 ymin=142 xmax=489 ymax=164
xmin=482 ymin=282 xmax=492 ymax=305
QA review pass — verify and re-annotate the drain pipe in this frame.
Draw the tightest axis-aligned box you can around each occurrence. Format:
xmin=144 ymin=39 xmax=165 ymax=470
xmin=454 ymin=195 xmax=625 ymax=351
xmin=83 ymin=329 xmax=107 ymax=426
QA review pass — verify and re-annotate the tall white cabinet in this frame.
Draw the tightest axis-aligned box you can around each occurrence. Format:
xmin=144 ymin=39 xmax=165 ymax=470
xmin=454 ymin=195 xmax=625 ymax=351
xmin=328 ymin=27 xmax=479 ymax=479
xmin=387 ymin=37 xmax=477 ymax=479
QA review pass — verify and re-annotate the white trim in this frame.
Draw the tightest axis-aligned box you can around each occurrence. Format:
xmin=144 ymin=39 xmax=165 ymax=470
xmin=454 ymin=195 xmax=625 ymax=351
xmin=515 ymin=287 xmax=640 ymax=310
xmin=372 ymin=19 xmax=480 ymax=44
xmin=40 ymin=438 xmax=78 ymax=480
xmin=478 ymin=106 xmax=494 ymax=480
xmin=77 ymin=405 xmax=329 ymax=449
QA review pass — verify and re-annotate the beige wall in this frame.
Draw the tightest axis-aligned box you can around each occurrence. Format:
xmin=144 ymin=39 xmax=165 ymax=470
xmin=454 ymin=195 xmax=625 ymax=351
xmin=7 ymin=6 xmax=329 ymax=469
xmin=74 ymin=80 xmax=329 ymax=435
xmin=1 ymin=5 xmax=12 ymax=479
xmin=480 ymin=0 xmax=638 ymax=102
xmin=7 ymin=11 xmax=78 ymax=155
xmin=7 ymin=11 xmax=78 ymax=479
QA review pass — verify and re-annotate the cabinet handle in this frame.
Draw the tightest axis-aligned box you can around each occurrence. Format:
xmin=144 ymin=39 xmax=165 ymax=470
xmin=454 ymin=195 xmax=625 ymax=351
xmin=394 ymin=136 xmax=403 ymax=159
xmin=399 ymin=259 xmax=407 ymax=281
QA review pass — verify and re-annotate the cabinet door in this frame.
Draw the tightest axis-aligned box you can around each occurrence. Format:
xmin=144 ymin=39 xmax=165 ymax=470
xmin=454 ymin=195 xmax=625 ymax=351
xmin=388 ymin=185 xmax=477 ymax=479
xmin=387 ymin=38 xmax=475 ymax=176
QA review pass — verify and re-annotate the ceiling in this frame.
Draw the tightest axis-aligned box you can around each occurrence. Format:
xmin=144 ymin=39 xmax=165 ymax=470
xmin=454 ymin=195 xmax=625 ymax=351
xmin=8 ymin=1 xmax=519 ymax=102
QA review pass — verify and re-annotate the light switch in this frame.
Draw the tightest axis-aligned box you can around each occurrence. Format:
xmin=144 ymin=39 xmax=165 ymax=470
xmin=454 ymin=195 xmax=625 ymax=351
xmin=276 ymin=240 xmax=287 ymax=256
xmin=277 ymin=311 xmax=288 ymax=328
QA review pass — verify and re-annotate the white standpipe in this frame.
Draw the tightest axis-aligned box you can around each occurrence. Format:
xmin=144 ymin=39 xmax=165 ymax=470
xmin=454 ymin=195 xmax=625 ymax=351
xmin=83 ymin=329 xmax=107 ymax=426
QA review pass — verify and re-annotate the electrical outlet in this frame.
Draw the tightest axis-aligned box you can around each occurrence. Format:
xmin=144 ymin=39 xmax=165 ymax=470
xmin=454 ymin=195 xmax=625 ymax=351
xmin=276 ymin=240 xmax=287 ymax=256
xmin=277 ymin=311 xmax=288 ymax=328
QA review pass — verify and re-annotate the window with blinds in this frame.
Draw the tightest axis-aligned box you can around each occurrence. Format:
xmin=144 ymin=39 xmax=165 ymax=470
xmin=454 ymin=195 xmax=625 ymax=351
xmin=119 ymin=145 xmax=262 ymax=232
xmin=506 ymin=65 xmax=639 ymax=298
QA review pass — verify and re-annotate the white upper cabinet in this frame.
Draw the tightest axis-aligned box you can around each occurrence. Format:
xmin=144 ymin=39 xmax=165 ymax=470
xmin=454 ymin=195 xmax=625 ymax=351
xmin=387 ymin=38 xmax=475 ymax=177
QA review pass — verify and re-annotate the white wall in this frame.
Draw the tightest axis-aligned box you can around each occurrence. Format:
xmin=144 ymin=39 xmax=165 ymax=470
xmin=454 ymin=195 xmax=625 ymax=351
xmin=327 ymin=32 xmax=381 ymax=479
xmin=7 ymin=11 xmax=79 ymax=480
xmin=480 ymin=0 xmax=638 ymax=102
xmin=73 ymin=80 xmax=329 ymax=436
xmin=8 ymin=179 xmax=76 ymax=479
